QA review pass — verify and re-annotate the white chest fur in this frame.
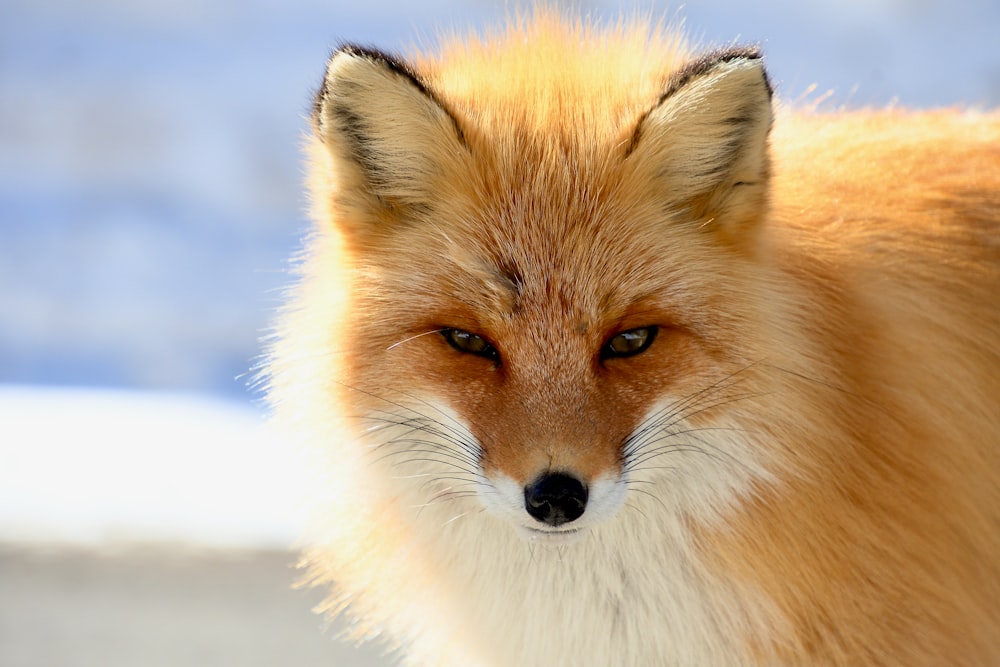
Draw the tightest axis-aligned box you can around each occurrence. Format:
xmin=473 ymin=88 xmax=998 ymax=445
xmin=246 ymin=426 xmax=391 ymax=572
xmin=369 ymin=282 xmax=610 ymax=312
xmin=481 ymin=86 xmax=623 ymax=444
xmin=398 ymin=497 xmax=773 ymax=667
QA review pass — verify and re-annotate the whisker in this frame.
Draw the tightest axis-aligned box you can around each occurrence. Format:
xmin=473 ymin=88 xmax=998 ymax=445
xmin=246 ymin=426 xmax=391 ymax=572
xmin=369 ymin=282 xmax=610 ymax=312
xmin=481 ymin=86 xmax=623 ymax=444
xmin=386 ymin=328 xmax=447 ymax=352
xmin=623 ymin=376 xmax=750 ymax=453
xmin=625 ymin=485 xmax=669 ymax=513
xmin=624 ymin=501 xmax=650 ymax=523
xmin=358 ymin=412 xmax=477 ymax=456
xmin=374 ymin=441 xmax=481 ymax=469
xmin=412 ymin=489 xmax=480 ymax=509
xmin=619 ymin=363 xmax=774 ymax=492
xmin=367 ymin=385 xmax=477 ymax=443
xmin=333 ymin=380 xmax=476 ymax=449
xmin=373 ymin=446 xmax=481 ymax=474
xmin=623 ymin=393 xmax=758 ymax=462
xmin=627 ymin=427 xmax=754 ymax=470
xmin=756 ymin=360 xmax=889 ymax=415
xmin=442 ymin=511 xmax=471 ymax=527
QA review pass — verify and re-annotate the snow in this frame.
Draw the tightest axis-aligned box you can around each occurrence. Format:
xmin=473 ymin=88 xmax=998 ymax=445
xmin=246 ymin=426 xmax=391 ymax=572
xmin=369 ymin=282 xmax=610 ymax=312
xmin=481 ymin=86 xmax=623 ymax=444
xmin=0 ymin=386 xmax=307 ymax=548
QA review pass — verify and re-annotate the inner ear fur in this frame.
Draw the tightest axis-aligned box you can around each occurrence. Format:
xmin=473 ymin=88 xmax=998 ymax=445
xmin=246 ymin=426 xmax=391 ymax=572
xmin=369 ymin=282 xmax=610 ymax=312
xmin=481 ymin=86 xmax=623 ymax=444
xmin=312 ymin=45 xmax=468 ymax=209
xmin=627 ymin=47 xmax=774 ymax=233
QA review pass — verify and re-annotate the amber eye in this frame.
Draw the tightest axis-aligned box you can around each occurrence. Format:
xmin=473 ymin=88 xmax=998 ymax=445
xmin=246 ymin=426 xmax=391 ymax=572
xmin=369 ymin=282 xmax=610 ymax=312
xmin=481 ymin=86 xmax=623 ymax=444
xmin=602 ymin=326 xmax=658 ymax=360
xmin=441 ymin=328 xmax=499 ymax=361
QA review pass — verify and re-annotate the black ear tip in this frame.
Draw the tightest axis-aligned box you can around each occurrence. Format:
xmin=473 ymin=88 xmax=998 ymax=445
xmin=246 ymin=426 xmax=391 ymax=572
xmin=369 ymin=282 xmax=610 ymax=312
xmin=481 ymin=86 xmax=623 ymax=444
xmin=661 ymin=45 xmax=772 ymax=103
xmin=731 ymin=46 xmax=774 ymax=98
xmin=335 ymin=42 xmax=399 ymax=63
xmin=728 ymin=45 xmax=772 ymax=98
xmin=327 ymin=43 xmax=431 ymax=97
xmin=311 ymin=43 xmax=427 ymax=136
xmin=728 ymin=44 xmax=764 ymax=60
xmin=311 ymin=43 xmax=438 ymax=137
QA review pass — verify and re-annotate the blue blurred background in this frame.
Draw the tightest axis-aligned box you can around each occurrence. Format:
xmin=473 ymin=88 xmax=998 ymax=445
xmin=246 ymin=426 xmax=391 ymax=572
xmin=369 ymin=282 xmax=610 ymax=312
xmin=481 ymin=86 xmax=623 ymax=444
xmin=2 ymin=0 xmax=997 ymax=403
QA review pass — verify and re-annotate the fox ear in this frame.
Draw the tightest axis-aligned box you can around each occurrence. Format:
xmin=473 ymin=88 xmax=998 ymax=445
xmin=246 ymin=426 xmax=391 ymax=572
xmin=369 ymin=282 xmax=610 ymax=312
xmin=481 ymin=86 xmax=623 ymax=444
xmin=627 ymin=48 xmax=773 ymax=234
xmin=312 ymin=45 xmax=467 ymax=209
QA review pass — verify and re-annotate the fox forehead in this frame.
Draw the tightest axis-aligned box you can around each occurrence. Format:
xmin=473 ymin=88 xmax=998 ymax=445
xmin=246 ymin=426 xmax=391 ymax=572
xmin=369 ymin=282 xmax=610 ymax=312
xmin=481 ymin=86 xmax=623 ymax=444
xmin=378 ymin=195 xmax=691 ymax=335
xmin=366 ymin=138 xmax=695 ymax=313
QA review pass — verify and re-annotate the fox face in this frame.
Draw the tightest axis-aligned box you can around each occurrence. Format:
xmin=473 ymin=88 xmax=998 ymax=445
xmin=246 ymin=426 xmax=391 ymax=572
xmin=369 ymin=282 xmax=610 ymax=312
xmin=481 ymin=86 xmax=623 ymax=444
xmin=304 ymin=42 xmax=777 ymax=543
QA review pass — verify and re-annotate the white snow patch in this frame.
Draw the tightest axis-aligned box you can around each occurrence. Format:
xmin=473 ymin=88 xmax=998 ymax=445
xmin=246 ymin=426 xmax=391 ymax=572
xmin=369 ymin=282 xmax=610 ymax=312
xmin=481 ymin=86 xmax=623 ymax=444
xmin=0 ymin=385 xmax=308 ymax=549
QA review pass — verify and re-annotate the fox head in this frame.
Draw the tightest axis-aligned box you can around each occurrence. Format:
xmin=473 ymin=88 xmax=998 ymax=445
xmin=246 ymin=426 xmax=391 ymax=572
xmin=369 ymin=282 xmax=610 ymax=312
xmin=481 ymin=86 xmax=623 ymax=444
xmin=296 ymin=26 xmax=776 ymax=543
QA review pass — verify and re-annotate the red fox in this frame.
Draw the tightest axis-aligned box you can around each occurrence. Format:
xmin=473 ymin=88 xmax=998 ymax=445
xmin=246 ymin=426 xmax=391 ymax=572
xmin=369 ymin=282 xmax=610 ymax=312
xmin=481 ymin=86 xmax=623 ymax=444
xmin=266 ymin=12 xmax=1000 ymax=666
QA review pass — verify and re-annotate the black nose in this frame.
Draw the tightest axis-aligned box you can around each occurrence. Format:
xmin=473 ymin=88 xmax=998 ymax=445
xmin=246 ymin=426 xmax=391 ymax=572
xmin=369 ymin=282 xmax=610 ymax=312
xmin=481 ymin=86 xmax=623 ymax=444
xmin=523 ymin=472 xmax=588 ymax=526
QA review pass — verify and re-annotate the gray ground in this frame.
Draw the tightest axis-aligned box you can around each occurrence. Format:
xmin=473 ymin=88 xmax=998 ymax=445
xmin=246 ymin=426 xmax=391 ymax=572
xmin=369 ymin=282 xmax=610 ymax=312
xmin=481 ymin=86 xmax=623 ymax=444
xmin=0 ymin=545 xmax=393 ymax=667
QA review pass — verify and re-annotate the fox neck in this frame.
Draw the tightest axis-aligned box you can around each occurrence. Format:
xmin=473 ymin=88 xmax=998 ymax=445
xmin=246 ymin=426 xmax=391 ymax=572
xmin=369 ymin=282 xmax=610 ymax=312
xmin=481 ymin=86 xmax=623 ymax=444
xmin=400 ymin=485 xmax=776 ymax=666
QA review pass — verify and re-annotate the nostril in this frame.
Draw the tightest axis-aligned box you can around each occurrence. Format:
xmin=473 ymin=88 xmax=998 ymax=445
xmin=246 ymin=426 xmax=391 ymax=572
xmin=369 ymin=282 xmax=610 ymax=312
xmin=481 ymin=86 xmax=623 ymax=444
xmin=523 ymin=472 xmax=588 ymax=526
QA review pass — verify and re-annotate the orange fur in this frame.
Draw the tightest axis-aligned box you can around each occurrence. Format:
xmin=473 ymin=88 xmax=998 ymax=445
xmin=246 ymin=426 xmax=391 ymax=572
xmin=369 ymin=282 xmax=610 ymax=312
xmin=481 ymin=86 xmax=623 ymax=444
xmin=267 ymin=12 xmax=1000 ymax=666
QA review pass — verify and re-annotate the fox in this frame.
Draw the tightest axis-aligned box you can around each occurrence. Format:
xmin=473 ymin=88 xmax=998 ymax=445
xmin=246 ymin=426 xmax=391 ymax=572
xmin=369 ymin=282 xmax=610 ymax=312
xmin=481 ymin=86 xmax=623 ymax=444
xmin=265 ymin=11 xmax=1000 ymax=667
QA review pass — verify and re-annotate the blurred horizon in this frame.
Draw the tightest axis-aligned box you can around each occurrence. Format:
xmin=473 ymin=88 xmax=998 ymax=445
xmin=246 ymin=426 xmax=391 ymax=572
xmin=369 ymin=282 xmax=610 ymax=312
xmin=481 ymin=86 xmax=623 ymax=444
xmin=2 ymin=0 xmax=998 ymax=405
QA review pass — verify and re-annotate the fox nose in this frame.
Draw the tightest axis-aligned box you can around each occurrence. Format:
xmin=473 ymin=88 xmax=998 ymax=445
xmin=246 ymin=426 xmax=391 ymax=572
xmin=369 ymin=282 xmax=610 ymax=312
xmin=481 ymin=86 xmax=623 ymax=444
xmin=524 ymin=473 xmax=588 ymax=526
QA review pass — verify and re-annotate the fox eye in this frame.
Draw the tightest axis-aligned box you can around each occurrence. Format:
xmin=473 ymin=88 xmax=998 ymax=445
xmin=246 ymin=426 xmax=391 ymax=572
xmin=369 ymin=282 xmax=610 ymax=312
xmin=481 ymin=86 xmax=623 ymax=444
xmin=442 ymin=328 xmax=499 ymax=361
xmin=602 ymin=326 xmax=658 ymax=360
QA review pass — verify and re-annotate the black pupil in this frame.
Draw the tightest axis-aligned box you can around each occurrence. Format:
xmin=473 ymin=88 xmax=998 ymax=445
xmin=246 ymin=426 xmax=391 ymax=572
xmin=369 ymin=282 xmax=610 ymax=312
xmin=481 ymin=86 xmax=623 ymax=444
xmin=605 ymin=327 xmax=656 ymax=358
xmin=445 ymin=329 xmax=495 ymax=359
